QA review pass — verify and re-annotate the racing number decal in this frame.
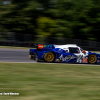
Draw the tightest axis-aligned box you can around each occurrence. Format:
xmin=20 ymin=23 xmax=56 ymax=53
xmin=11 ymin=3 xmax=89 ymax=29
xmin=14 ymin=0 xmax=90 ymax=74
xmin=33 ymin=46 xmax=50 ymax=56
xmin=82 ymin=58 xmax=88 ymax=63
xmin=77 ymin=55 xmax=83 ymax=63
xmin=77 ymin=55 xmax=88 ymax=63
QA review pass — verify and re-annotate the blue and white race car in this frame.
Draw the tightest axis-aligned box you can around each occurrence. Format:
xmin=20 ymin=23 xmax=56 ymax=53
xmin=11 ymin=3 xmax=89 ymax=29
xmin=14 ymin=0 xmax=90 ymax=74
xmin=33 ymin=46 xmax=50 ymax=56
xmin=29 ymin=43 xmax=100 ymax=64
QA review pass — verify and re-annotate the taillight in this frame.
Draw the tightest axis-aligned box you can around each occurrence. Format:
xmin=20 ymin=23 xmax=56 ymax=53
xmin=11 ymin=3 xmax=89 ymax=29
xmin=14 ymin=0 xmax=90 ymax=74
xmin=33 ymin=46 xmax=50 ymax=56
xmin=29 ymin=43 xmax=31 ymax=46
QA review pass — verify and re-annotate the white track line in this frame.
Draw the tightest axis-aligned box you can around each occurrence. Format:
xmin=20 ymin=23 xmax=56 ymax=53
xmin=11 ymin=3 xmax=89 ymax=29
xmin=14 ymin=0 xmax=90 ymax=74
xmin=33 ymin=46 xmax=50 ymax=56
xmin=0 ymin=62 xmax=100 ymax=66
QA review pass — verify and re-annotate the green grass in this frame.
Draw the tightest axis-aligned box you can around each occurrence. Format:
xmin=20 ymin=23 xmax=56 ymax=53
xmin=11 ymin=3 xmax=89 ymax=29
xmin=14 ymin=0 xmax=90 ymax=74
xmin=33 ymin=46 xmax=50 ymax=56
xmin=0 ymin=63 xmax=100 ymax=100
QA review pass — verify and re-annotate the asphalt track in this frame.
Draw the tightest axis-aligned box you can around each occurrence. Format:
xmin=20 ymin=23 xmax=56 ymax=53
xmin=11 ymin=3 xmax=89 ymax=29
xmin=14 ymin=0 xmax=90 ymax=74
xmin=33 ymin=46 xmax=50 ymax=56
xmin=0 ymin=48 xmax=100 ymax=66
xmin=0 ymin=48 xmax=36 ymax=63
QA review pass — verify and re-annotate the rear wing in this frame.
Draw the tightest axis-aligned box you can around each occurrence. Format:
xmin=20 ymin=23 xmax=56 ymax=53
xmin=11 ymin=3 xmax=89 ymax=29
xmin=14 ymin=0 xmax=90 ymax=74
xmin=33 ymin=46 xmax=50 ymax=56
xmin=29 ymin=43 xmax=55 ymax=49
xmin=29 ymin=43 xmax=38 ymax=48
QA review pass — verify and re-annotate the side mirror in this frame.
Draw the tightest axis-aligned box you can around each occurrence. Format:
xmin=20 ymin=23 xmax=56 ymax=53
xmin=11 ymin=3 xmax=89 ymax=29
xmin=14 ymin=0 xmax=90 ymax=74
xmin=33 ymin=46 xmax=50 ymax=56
xmin=82 ymin=50 xmax=86 ymax=53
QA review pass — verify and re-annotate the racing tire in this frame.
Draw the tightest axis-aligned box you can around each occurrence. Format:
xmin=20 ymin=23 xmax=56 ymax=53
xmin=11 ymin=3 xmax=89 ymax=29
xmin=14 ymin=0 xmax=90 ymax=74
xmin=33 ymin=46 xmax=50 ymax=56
xmin=44 ymin=52 xmax=55 ymax=63
xmin=88 ymin=55 xmax=97 ymax=64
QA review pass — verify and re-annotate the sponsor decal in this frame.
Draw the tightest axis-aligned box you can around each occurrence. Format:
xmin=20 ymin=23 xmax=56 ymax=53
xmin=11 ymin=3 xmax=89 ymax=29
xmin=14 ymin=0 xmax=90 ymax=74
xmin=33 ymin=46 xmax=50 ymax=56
xmin=97 ymin=60 xmax=100 ymax=62
xmin=82 ymin=58 xmax=88 ymax=63
xmin=59 ymin=54 xmax=88 ymax=63
xmin=38 ymin=44 xmax=44 ymax=49
xmin=59 ymin=54 xmax=76 ymax=61
xmin=44 ymin=45 xmax=52 ymax=48
xmin=38 ymin=44 xmax=52 ymax=49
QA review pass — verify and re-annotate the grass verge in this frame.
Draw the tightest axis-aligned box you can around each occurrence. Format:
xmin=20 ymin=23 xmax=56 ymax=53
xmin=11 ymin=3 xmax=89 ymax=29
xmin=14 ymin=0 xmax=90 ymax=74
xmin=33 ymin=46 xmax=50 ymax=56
xmin=0 ymin=63 xmax=100 ymax=100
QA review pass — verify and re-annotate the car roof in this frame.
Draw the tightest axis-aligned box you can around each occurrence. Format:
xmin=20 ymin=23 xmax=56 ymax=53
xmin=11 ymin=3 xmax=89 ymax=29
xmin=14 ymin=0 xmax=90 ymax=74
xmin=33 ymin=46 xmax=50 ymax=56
xmin=54 ymin=44 xmax=79 ymax=49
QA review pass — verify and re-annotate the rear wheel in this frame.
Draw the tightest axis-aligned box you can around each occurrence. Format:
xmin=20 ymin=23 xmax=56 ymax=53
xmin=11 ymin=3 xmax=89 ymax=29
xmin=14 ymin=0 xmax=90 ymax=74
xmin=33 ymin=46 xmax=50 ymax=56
xmin=44 ymin=52 xmax=55 ymax=62
xmin=88 ymin=55 xmax=97 ymax=64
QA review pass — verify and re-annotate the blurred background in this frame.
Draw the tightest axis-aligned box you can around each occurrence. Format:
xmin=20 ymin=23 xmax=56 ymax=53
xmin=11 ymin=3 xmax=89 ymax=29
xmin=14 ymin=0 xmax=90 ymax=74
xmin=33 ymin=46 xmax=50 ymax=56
xmin=0 ymin=0 xmax=100 ymax=50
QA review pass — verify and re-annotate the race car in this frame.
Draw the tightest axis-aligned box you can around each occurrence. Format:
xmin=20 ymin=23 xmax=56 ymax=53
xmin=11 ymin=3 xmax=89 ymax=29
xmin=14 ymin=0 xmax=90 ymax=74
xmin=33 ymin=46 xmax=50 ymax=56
xmin=29 ymin=43 xmax=100 ymax=64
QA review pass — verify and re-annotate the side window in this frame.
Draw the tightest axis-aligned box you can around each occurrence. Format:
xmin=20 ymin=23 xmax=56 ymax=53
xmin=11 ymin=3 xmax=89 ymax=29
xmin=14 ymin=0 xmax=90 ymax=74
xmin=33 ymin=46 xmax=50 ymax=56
xmin=69 ymin=47 xmax=80 ymax=53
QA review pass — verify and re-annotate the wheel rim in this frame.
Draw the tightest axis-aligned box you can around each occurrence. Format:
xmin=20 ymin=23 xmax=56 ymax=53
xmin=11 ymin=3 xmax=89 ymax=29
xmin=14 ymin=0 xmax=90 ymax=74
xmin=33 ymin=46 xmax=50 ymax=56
xmin=89 ymin=55 xmax=96 ymax=63
xmin=45 ymin=53 xmax=54 ymax=62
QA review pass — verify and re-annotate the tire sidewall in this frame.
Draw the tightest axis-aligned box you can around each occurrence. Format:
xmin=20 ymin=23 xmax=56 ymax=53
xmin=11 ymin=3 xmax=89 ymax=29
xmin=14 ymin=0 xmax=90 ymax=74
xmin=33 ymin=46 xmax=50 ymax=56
xmin=88 ymin=55 xmax=97 ymax=64
xmin=44 ymin=52 xmax=55 ymax=63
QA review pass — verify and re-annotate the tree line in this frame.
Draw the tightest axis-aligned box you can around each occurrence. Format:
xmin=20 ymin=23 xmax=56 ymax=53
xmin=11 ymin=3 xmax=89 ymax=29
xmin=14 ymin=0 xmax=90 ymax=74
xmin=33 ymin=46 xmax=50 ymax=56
xmin=0 ymin=0 xmax=100 ymax=42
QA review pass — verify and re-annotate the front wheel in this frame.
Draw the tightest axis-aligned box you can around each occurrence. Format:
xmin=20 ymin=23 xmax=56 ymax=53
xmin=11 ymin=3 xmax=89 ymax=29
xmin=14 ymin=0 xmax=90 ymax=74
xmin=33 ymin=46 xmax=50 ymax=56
xmin=44 ymin=52 xmax=55 ymax=63
xmin=88 ymin=55 xmax=97 ymax=64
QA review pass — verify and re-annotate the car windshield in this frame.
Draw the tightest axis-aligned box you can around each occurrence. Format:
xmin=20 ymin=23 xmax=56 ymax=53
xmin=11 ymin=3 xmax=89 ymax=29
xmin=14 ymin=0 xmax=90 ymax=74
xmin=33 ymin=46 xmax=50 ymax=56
xmin=69 ymin=47 xmax=80 ymax=53
xmin=80 ymin=48 xmax=83 ymax=52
